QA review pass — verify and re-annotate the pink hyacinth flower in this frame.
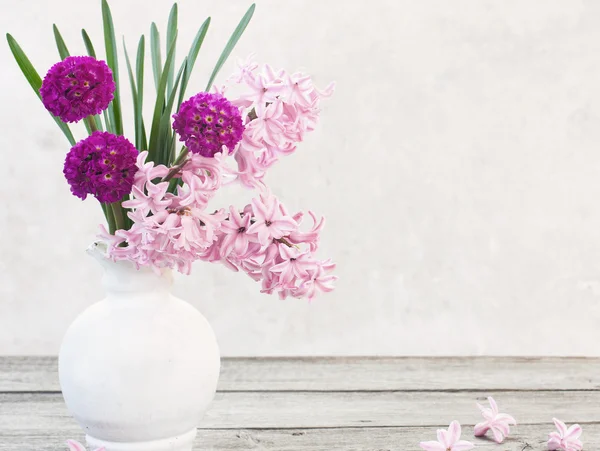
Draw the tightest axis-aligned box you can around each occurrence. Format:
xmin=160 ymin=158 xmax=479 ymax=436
xmin=474 ymin=396 xmax=516 ymax=443
xmin=548 ymin=418 xmax=583 ymax=451
xmin=246 ymin=192 xmax=297 ymax=245
xmin=66 ymin=439 xmax=105 ymax=451
xmin=420 ymin=421 xmax=475 ymax=451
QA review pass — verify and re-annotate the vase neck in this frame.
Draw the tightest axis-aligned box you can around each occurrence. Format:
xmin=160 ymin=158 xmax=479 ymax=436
xmin=102 ymin=261 xmax=173 ymax=294
xmin=88 ymin=242 xmax=173 ymax=294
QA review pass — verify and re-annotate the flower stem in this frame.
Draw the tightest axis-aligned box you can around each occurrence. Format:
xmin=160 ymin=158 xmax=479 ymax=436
xmin=102 ymin=202 xmax=117 ymax=234
xmin=173 ymin=147 xmax=189 ymax=166
xmin=110 ymin=202 xmax=127 ymax=231
xmin=85 ymin=116 xmax=99 ymax=133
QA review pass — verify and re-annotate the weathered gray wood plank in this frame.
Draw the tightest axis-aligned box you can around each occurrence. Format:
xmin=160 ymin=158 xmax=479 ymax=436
xmin=0 ymin=391 xmax=597 ymax=430
xmin=1 ymin=424 xmax=598 ymax=451
xmin=2 ymin=356 xmax=599 ymax=392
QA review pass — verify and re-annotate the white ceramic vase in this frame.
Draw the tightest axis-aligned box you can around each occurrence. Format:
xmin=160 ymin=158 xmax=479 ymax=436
xmin=58 ymin=244 xmax=220 ymax=451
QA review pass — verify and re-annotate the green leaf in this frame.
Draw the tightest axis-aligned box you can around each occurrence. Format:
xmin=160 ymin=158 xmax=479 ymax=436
xmin=123 ymin=39 xmax=141 ymax=149
xmin=148 ymin=33 xmax=177 ymax=163
xmin=6 ymin=33 xmax=76 ymax=146
xmin=166 ymin=3 xmax=178 ymax=95
xmin=101 ymin=0 xmax=123 ymax=135
xmin=205 ymin=4 xmax=255 ymax=91
xmin=52 ymin=25 xmax=70 ymax=60
xmin=177 ymin=17 xmax=210 ymax=109
xmin=158 ymin=59 xmax=185 ymax=165
xmin=150 ymin=23 xmax=162 ymax=92
xmin=103 ymin=109 xmax=112 ymax=134
xmin=81 ymin=29 xmax=97 ymax=58
xmin=136 ymin=35 xmax=146 ymax=150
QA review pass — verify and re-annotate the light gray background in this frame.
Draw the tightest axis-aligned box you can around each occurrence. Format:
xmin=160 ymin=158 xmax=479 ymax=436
xmin=1 ymin=0 xmax=599 ymax=356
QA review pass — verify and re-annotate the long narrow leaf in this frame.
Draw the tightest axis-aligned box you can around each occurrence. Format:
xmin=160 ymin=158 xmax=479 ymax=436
xmin=150 ymin=23 xmax=162 ymax=92
xmin=101 ymin=0 xmax=123 ymax=135
xmin=158 ymin=59 xmax=185 ymax=164
xmin=205 ymin=4 xmax=255 ymax=90
xmin=177 ymin=17 xmax=210 ymax=109
xmin=148 ymin=33 xmax=177 ymax=162
xmin=52 ymin=25 xmax=70 ymax=60
xmin=81 ymin=29 xmax=97 ymax=58
xmin=136 ymin=36 xmax=146 ymax=150
xmin=6 ymin=34 xmax=76 ymax=145
xmin=123 ymin=39 xmax=141 ymax=149
xmin=166 ymin=4 xmax=178 ymax=94
xmin=103 ymin=109 xmax=112 ymax=134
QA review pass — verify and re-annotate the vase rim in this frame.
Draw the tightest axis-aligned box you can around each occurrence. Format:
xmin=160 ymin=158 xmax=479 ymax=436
xmin=87 ymin=242 xmax=174 ymax=292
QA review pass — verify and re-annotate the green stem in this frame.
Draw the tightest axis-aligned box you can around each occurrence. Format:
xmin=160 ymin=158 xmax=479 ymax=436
xmin=111 ymin=202 xmax=127 ymax=231
xmin=174 ymin=147 xmax=189 ymax=165
xmin=103 ymin=202 xmax=117 ymax=234
xmin=85 ymin=115 xmax=99 ymax=133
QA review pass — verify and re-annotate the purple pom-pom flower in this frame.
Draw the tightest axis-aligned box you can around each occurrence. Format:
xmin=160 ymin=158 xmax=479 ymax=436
xmin=63 ymin=131 xmax=138 ymax=203
xmin=40 ymin=56 xmax=115 ymax=123
xmin=172 ymin=92 xmax=244 ymax=157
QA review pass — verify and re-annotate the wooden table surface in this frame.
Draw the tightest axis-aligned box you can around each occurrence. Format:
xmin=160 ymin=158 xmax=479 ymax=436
xmin=0 ymin=357 xmax=598 ymax=450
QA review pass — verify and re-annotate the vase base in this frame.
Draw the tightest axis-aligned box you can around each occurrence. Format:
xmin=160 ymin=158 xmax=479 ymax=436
xmin=86 ymin=429 xmax=196 ymax=451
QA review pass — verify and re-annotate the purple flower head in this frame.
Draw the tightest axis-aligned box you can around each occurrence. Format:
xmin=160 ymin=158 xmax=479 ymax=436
xmin=40 ymin=56 xmax=115 ymax=123
xmin=63 ymin=131 xmax=138 ymax=203
xmin=172 ymin=92 xmax=244 ymax=157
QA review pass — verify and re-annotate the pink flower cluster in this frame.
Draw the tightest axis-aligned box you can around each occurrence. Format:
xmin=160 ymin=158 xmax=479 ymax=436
xmin=99 ymin=151 xmax=226 ymax=275
xmin=225 ymin=56 xmax=335 ymax=187
xmin=99 ymin=152 xmax=336 ymax=300
xmin=94 ymin=61 xmax=337 ymax=300
xmin=202 ymin=189 xmax=337 ymax=300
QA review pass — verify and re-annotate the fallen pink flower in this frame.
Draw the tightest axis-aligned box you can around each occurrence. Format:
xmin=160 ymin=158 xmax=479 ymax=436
xmin=474 ymin=396 xmax=516 ymax=443
xmin=420 ymin=420 xmax=475 ymax=451
xmin=66 ymin=440 xmax=105 ymax=451
xmin=548 ymin=418 xmax=583 ymax=451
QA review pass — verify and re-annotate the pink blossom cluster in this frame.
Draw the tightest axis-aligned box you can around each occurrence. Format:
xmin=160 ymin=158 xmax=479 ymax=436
xmin=200 ymin=189 xmax=337 ymax=300
xmin=99 ymin=152 xmax=336 ymax=300
xmin=95 ymin=60 xmax=337 ymax=300
xmin=225 ymin=56 xmax=335 ymax=187
xmin=99 ymin=151 xmax=226 ymax=275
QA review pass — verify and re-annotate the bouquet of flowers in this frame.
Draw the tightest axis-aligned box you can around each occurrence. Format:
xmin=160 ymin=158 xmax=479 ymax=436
xmin=7 ymin=1 xmax=337 ymax=300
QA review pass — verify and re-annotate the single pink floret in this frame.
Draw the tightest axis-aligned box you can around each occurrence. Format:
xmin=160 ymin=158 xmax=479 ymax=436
xmin=474 ymin=396 xmax=516 ymax=443
xmin=246 ymin=191 xmax=297 ymax=245
xmin=420 ymin=421 xmax=475 ymax=451
xmin=548 ymin=418 xmax=583 ymax=451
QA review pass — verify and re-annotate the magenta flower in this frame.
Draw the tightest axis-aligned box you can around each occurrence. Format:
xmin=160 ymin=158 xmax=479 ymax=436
xmin=548 ymin=418 xmax=583 ymax=451
xmin=67 ymin=440 xmax=105 ymax=451
xmin=63 ymin=131 xmax=138 ymax=203
xmin=40 ymin=56 xmax=115 ymax=123
xmin=172 ymin=92 xmax=244 ymax=157
xmin=474 ymin=396 xmax=516 ymax=443
xmin=420 ymin=421 xmax=474 ymax=451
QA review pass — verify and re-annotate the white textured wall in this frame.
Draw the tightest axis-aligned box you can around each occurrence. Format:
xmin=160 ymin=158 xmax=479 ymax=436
xmin=1 ymin=0 xmax=600 ymax=356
